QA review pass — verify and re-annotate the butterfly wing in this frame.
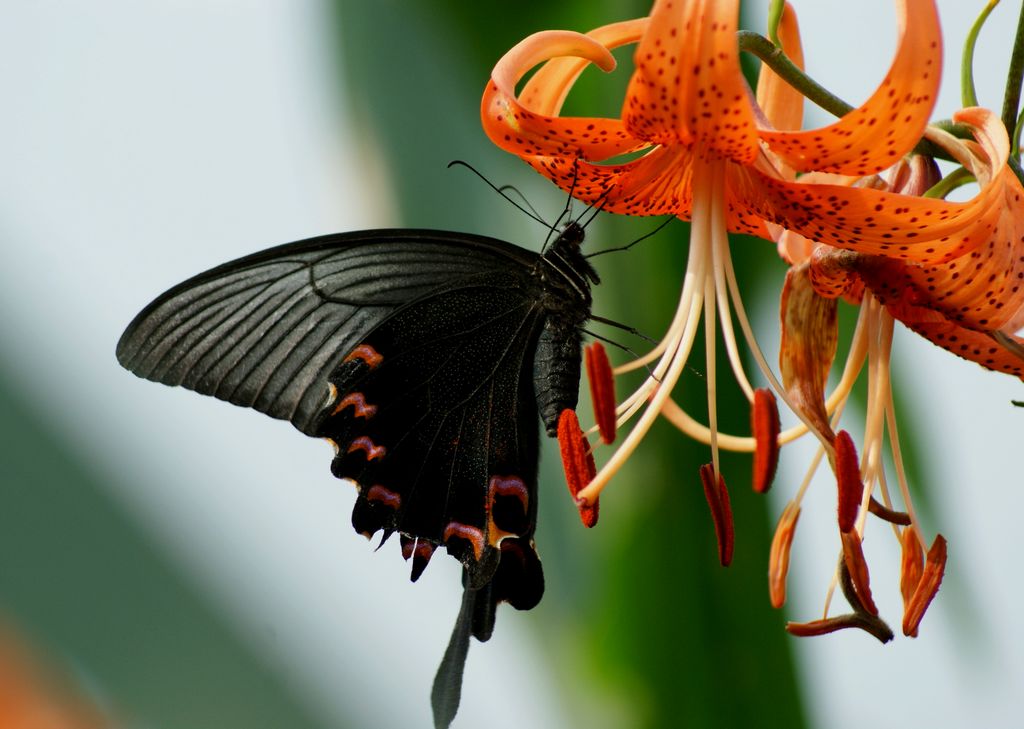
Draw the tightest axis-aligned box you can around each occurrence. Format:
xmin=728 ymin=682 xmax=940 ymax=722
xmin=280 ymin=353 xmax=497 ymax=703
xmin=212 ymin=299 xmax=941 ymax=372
xmin=117 ymin=228 xmax=546 ymax=591
xmin=116 ymin=230 xmax=538 ymax=435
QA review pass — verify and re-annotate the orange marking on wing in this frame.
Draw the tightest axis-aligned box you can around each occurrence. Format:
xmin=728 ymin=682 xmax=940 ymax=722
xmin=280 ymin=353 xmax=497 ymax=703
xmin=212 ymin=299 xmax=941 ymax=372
xmin=442 ymin=522 xmax=485 ymax=561
xmin=487 ymin=475 xmax=529 ymax=512
xmin=366 ymin=485 xmax=401 ymax=510
xmin=344 ymin=344 xmax=383 ymax=369
xmin=347 ymin=436 xmax=386 ymax=461
xmin=332 ymin=392 xmax=377 ymax=418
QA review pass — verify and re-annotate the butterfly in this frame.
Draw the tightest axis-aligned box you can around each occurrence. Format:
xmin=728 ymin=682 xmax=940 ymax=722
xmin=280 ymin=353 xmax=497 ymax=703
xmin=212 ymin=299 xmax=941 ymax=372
xmin=116 ymin=221 xmax=600 ymax=728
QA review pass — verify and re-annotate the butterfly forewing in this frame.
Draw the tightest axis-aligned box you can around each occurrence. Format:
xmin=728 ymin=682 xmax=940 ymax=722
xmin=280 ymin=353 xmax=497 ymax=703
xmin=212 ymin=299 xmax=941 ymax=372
xmin=116 ymin=231 xmax=536 ymax=435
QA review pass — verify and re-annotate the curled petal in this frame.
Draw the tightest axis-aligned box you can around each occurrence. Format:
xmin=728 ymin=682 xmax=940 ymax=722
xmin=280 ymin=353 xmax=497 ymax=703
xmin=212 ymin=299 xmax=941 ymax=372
xmin=624 ymin=0 xmax=759 ymax=162
xmin=519 ymin=20 xmax=647 ymax=116
xmin=738 ymin=106 xmax=1011 ymax=266
xmin=482 ymin=27 xmax=641 ymax=162
xmin=761 ymin=0 xmax=941 ymax=177
xmin=780 ymin=262 xmax=838 ymax=441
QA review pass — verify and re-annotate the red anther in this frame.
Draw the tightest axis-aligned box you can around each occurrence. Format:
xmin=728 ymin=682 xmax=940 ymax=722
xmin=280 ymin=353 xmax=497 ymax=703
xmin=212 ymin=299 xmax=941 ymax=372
xmin=557 ymin=409 xmax=599 ymax=528
xmin=699 ymin=463 xmax=734 ymax=566
xmin=899 ymin=527 xmax=925 ymax=609
xmin=769 ymin=501 xmax=801 ymax=608
xmin=840 ymin=530 xmax=878 ymax=616
xmin=834 ymin=430 xmax=863 ymax=533
xmin=751 ymin=388 xmax=780 ymax=493
xmin=902 ymin=534 xmax=947 ymax=638
xmin=585 ymin=342 xmax=617 ymax=444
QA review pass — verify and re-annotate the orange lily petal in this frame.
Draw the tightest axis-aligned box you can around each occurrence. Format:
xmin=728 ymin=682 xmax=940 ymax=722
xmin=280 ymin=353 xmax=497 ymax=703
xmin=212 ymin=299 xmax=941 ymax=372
xmin=761 ymin=0 xmax=941 ymax=177
xmin=482 ymin=27 xmax=641 ymax=162
xmin=881 ymin=297 xmax=1024 ymax=377
xmin=734 ymin=163 xmax=1003 ymax=266
xmin=519 ymin=20 xmax=647 ymax=116
xmin=883 ymin=111 xmax=1024 ymax=333
xmin=755 ymin=2 xmax=805 ymax=133
xmin=623 ymin=0 xmax=759 ymax=163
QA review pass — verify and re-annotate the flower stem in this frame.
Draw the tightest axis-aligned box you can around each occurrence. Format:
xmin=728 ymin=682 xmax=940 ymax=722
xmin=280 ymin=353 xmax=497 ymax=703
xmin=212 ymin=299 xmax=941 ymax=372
xmin=738 ymin=31 xmax=851 ymax=117
xmin=1001 ymin=0 xmax=1024 ymax=144
xmin=962 ymin=1 xmax=999 ymax=108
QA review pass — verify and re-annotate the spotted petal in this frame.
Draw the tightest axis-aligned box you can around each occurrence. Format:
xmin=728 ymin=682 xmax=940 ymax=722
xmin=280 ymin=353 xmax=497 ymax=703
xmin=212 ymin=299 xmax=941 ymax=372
xmin=623 ymin=0 xmax=759 ymax=163
xmin=760 ymin=0 xmax=941 ymax=177
xmin=482 ymin=25 xmax=642 ymax=162
xmin=733 ymin=106 xmax=1009 ymax=265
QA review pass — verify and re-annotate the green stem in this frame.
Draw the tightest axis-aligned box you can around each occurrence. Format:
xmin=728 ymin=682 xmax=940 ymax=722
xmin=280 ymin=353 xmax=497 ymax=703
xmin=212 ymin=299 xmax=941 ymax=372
xmin=962 ymin=1 xmax=999 ymax=108
xmin=924 ymin=167 xmax=975 ymax=200
xmin=1002 ymin=0 xmax=1024 ymax=143
xmin=738 ymin=30 xmax=852 ymax=117
xmin=766 ymin=0 xmax=785 ymax=47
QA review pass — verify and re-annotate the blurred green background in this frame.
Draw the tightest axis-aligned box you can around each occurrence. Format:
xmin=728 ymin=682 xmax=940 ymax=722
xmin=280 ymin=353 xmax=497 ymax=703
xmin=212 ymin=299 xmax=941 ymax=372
xmin=2 ymin=1 xmax=1021 ymax=728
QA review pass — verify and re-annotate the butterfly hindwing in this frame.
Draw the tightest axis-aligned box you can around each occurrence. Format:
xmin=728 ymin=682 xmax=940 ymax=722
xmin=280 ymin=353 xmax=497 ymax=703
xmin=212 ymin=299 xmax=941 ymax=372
xmin=318 ymin=274 xmax=545 ymax=592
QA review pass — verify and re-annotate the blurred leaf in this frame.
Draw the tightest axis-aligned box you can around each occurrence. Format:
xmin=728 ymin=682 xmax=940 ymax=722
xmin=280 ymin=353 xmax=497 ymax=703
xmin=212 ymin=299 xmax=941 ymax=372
xmin=0 ymin=363 xmax=332 ymax=729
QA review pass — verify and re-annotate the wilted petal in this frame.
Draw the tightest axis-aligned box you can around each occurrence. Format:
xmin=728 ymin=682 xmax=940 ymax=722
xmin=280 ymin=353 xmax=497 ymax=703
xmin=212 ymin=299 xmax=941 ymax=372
xmin=899 ymin=527 xmax=925 ymax=608
xmin=769 ymin=501 xmax=801 ymax=608
xmin=903 ymin=535 xmax=947 ymax=637
xmin=780 ymin=262 xmax=838 ymax=440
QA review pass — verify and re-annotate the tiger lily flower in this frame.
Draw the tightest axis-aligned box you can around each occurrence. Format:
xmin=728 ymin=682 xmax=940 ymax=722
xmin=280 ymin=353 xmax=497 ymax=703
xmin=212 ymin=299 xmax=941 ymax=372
xmin=481 ymin=0 xmax=977 ymax=500
xmin=482 ymin=0 xmax=1020 ymax=637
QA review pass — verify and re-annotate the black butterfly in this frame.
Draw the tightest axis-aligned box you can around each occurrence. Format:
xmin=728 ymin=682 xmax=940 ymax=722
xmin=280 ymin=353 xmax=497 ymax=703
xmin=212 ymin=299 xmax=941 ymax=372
xmin=116 ymin=223 xmax=599 ymax=728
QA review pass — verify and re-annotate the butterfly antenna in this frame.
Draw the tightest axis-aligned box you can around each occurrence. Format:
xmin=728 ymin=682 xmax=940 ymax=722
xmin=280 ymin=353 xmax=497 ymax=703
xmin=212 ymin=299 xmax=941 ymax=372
xmin=582 ymin=329 xmax=659 ymax=379
xmin=497 ymin=184 xmax=546 ymax=221
xmin=447 ymin=160 xmax=553 ymax=231
xmin=585 ymin=215 xmax=676 ymax=258
xmin=579 ymin=186 xmax=613 ymax=230
xmin=590 ymin=314 xmax=656 ymax=344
